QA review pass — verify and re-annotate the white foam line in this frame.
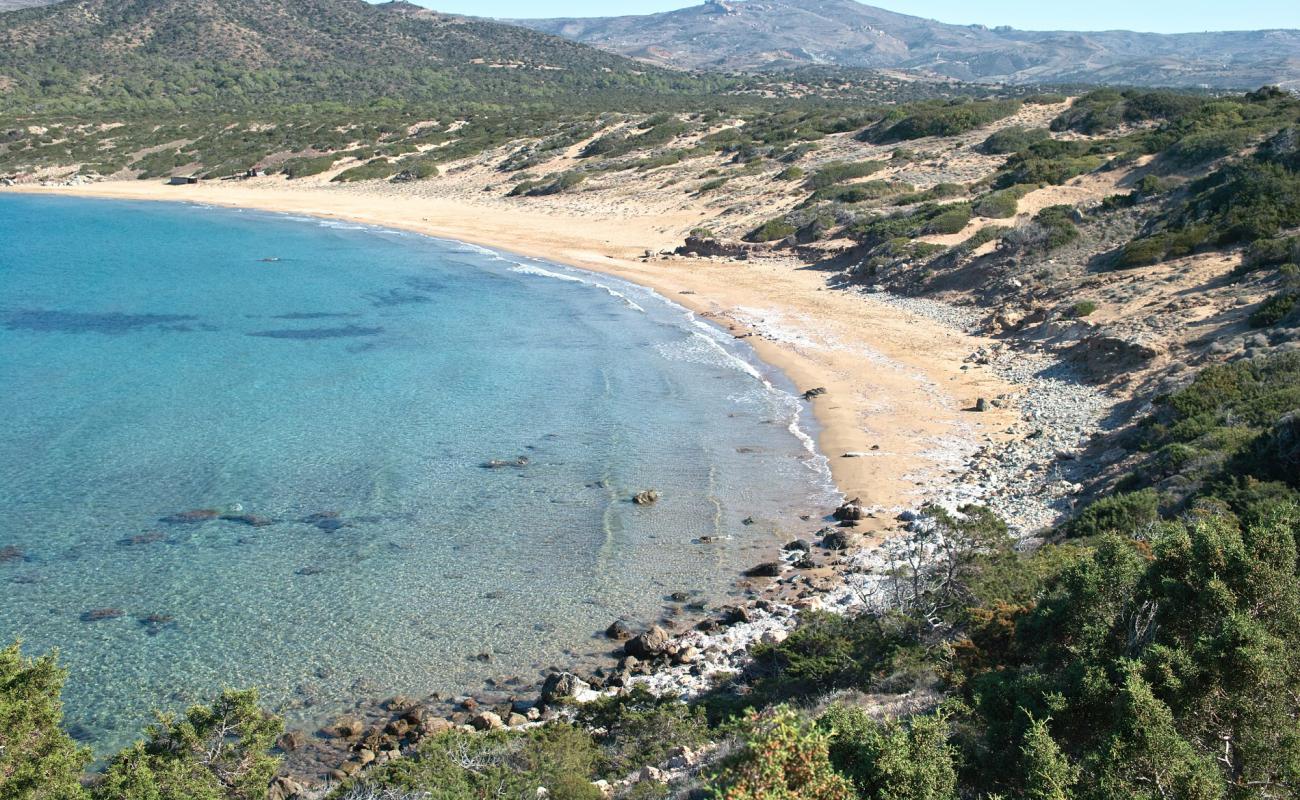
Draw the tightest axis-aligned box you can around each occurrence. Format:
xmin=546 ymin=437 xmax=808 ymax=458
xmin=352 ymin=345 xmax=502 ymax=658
xmin=683 ymin=310 xmax=834 ymax=491
xmin=507 ymin=263 xmax=646 ymax=313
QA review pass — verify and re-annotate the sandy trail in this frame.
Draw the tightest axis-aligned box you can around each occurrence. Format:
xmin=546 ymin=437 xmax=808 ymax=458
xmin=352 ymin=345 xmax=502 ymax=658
xmin=7 ymin=180 xmax=1016 ymax=527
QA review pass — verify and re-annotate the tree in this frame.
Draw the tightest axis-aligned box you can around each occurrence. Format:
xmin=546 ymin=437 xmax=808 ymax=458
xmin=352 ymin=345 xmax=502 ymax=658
xmin=1018 ymin=715 xmax=1076 ymax=800
xmin=95 ymin=689 xmax=282 ymax=800
xmin=1095 ymin=668 xmax=1221 ymax=800
xmin=0 ymin=641 xmax=91 ymax=800
xmin=708 ymin=707 xmax=855 ymax=800
xmin=821 ymin=705 xmax=958 ymax=800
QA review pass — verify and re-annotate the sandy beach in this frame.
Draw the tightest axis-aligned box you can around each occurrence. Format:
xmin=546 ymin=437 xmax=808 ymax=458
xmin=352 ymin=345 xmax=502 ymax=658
xmin=8 ymin=179 xmax=1015 ymax=531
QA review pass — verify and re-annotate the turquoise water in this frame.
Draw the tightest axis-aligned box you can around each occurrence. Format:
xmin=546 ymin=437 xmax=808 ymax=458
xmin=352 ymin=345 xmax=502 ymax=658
xmin=0 ymin=195 xmax=833 ymax=753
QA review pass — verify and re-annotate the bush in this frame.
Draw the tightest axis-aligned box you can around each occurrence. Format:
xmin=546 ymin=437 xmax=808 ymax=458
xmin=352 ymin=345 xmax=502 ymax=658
xmin=1072 ymin=300 xmax=1099 ymax=317
xmin=866 ymin=99 xmax=1023 ymax=143
xmin=707 ymin=708 xmax=854 ymax=800
xmin=0 ymin=642 xmax=91 ymax=800
xmin=974 ymin=186 xmax=1029 ymax=218
xmin=340 ymin=726 xmax=601 ymax=800
xmin=1065 ymin=488 xmax=1160 ymax=538
xmin=576 ymin=688 xmax=710 ymax=777
xmin=510 ymin=170 xmax=586 ymax=197
xmin=1250 ymin=292 xmax=1300 ymax=328
xmin=775 ymin=165 xmax=804 ymax=181
xmin=807 ymin=160 xmax=886 ymax=190
xmin=331 ymin=158 xmax=396 ymax=182
xmin=98 ymin=689 xmax=282 ymax=800
xmin=819 ymin=706 xmax=958 ymax=800
xmin=280 ymin=154 xmax=337 ymax=179
xmin=924 ymin=204 xmax=972 ymax=235
xmin=1032 ymin=205 xmax=1080 ymax=250
xmin=979 ymin=126 xmax=1050 ymax=155
xmin=746 ymin=218 xmax=798 ymax=243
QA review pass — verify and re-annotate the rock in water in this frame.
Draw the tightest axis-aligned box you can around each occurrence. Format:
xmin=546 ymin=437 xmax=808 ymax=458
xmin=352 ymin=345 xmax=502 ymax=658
xmin=624 ymin=625 xmax=670 ymax=659
xmin=632 ymin=490 xmax=661 ymax=506
xmin=540 ymin=672 xmax=592 ymax=706
xmin=802 ymin=387 xmax=828 ymax=400
xmin=745 ymin=562 xmax=781 ymax=578
xmin=604 ymin=620 xmax=634 ymax=640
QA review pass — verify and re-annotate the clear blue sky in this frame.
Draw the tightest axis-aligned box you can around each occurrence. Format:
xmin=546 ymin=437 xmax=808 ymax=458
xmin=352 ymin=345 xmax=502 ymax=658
xmin=388 ymin=0 xmax=1300 ymax=32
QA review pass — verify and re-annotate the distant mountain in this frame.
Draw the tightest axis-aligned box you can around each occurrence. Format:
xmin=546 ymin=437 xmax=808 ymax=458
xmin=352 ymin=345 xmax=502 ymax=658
xmin=515 ymin=0 xmax=1300 ymax=89
xmin=0 ymin=0 xmax=706 ymax=111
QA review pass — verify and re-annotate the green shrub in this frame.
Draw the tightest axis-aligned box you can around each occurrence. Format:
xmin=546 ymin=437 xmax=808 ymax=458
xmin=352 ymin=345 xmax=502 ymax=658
xmin=1031 ymin=205 xmax=1080 ymax=250
xmin=924 ymin=204 xmax=972 ymax=235
xmin=98 ymin=689 xmax=282 ymax=800
xmin=974 ymin=186 xmax=1029 ymax=218
xmin=1066 ymin=488 xmax=1160 ymax=537
xmin=819 ymin=706 xmax=958 ymax=800
xmin=0 ymin=642 xmax=91 ymax=800
xmin=1250 ymin=292 xmax=1300 ymax=328
xmin=510 ymin=170 xmax=586 ymax=197
xmin=280 ymin=155 xmax=339 ymax=180
xmin=339 ymin=726 xmax=601 ymax=800
xmin=807 ymin=160 xmax=886 ymax=189
xmin=979 ymin=126 xmax=1050 ymax=155
xmin=331 ymin=157 xmax=396 ymax=182
xmin=746 ymin=218 xmax=798 ymax=243
xmin=698 ymin=177 xmax=728 ymax=192
xmin=1072 ymin=300 xmax=1099 ymax=317
xmin=963 ymin=225 xmax=1008 ymax=250
xmin=775 ymin=165 xmax=804 ymax=181
xmin=706 ymin=708 xmax=854 ymax=800
xmin=576 ymin=688 xmax=710 ymax=777
xmin=866 ymin=99 xmax=1023 ymax=143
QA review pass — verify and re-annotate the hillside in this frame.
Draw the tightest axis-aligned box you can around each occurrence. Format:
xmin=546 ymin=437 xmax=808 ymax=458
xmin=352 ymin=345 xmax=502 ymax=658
xmin=0 ymin=0 xmax=715 ymax=112
xmin=516 ymin=0 xmax=1300 ymax=89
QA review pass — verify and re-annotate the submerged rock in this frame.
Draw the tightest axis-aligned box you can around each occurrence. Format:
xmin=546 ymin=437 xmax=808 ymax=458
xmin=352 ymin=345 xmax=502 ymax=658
xmin=483 ymin=456 xmax=530 ymax=469
xmin=0 ymin=545 xmax=24 ymax=563
xmin=118 ymin=531 xmax=168 ymax=546
xmin=160 ymin=509 xmax=220 ymax=525
xmin=220 ymin=513 xmax=274 ymax=527
xmin=137 ymin=613 xmax=176 ymax=636
xmin=633 ymin=490 xmax=661 ymax=506
xmin=80 ymin=608 xmax=124 ymax=622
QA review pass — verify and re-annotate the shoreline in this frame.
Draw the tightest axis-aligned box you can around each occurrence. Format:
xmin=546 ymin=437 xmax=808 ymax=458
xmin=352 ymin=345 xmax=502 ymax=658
xmin=5 ymin=181 xmax=1017 ymax=528
xmin=2 ymin=180 xmax=1106 ymax=789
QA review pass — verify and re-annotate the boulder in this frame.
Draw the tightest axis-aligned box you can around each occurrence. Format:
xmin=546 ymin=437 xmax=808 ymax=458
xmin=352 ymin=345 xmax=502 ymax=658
xmin=275 ymin=731 xmax=306 ymax=752
xmin=802 ymin=387 xmax=828 ymax=400
xmin=782 ymin=539 xmax=811 ymax=553
xmin=540 ymin=672 xmax=591 ymax=706
xmin=744 ymin=562 xmax=781 ymax=578
xmin=832 ymin=500 xmax=864 ymax=521
xmin=470 ymin=712 xmax=504 ymax=731
xmin=624 ymin=625 xmax=671 ymax=659
xmin=268 ymin=777 xmax=305 ymax=800
xmin=604 ymin=619 xmax=634 ymax=641
xmin=821 ymin=529 xmax=855 ymax=550
xmin=329 ymin=716 xmax=365 ymax=739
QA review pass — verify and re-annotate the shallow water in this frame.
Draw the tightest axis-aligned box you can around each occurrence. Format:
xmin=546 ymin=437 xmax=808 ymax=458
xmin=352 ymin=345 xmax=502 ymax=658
xmin=0 ymin=195 xmax=835 ymax=753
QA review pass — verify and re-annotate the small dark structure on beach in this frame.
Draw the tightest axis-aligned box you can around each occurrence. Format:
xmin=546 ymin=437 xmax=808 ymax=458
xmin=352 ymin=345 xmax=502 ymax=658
xmin=168 ymin=175 xmax=201 ymax=185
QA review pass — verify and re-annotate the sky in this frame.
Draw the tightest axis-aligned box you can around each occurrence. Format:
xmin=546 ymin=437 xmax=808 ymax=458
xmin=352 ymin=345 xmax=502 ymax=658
xmin=393 ymin=0 xmax=1300 ymax=33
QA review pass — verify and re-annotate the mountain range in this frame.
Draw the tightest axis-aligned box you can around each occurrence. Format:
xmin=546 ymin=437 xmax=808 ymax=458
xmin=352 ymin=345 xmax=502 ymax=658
xmin=516 ymin=0 xmax=1300 ymax=89
xmin=0 ymin=0 xmax=713 ymax=111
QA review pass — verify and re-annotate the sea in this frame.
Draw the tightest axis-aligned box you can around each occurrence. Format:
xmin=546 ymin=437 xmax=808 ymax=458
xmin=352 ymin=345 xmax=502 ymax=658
xmin=0 ymin=194 xmax=836 ymax=753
